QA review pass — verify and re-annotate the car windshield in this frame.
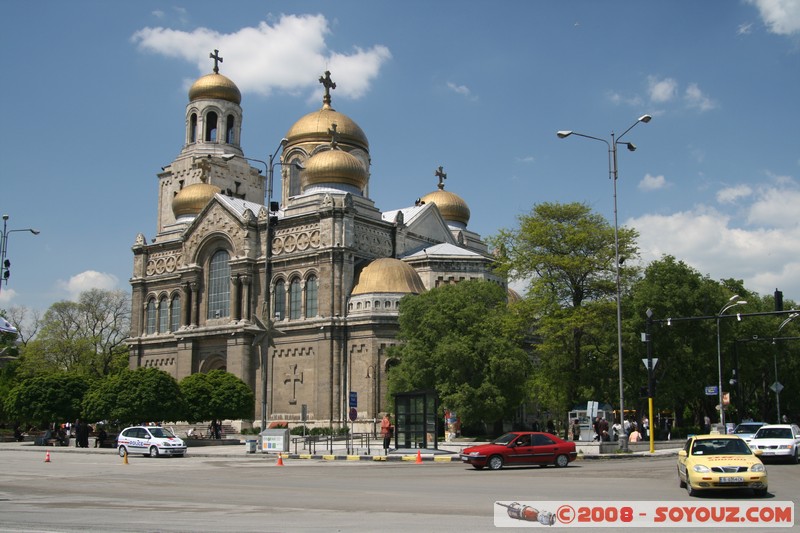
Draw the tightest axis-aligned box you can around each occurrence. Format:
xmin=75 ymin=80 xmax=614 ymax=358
xmin=492 ymin=433 xmax=518 ymax=445
xmin=754 ymin=428 xmax=792 ymax=439
xmin=691 ymin=438 xmax=751 ymax=455
xmin=734 ymin=424 xmax=762 ymax=434
xmin=148 ymin=427 xmax=176 ymax=439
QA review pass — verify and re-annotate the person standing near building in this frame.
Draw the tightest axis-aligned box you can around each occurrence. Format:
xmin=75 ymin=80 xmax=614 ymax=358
xmin=381 ymin=413 xmax=393 ymax=454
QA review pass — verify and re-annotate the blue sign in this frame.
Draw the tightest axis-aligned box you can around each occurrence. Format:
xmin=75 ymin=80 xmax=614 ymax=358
xmin=349 ymin=391 xmax=357 ymax=408
xmin=705 ymin=386 xmax=718 ymax=396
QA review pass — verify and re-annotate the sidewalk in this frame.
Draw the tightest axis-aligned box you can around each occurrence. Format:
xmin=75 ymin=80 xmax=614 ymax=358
xmin=0 ymin=438 xmax=679 ymax=461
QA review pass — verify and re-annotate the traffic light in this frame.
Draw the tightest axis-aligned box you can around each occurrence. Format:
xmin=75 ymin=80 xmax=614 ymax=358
xmin=775 ymin=289 xmax=783 ymax=311
xmin=1 ymin=259 xmax=9 ymax=280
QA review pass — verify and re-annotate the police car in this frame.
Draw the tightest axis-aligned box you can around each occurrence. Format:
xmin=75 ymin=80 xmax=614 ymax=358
xmin=117 ymin=426 xmax=187 ymax=458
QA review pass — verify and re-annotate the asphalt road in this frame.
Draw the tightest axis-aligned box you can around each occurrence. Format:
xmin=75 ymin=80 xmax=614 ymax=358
xmin=0 ymin=448 xmax=797 ymax=532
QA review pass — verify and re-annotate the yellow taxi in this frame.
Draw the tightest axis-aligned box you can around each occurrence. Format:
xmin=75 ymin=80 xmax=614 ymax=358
xmin=677 ymin=434 xmax=767 ymax=497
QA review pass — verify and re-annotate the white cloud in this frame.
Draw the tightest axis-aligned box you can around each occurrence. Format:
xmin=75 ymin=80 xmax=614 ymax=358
xmin=685 ymin=83 xmax=717 ymax=111
xmin=446 ymin=82 xmax=478 ymax=101
xmin=631 ymin=181 xmax=800 ymax=298
xmin=738 ymin=22 xmax=754 ymax=35
xmin=638 ymin=173 xmax=667 ymax=191
xmin=716 ymin=184 xmax=753 ymax=204
xmin=132 ymin=14 xmax=391 ymax=100
xmin=0 ymin=288 xmax=18 ymax=305
xmin=648 ymin=76 xmax=678 ymax=103
xmin=58 ymin=271 xmax=120 ymax=301
xmin=748 ymin=0 xmax=800 ymax=35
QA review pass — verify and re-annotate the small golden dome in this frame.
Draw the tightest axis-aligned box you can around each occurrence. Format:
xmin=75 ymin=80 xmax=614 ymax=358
xmin=286 ymin=105 xmax=368 ymax=149
xmin=351 ymin=258 xmax=426 ymax=295
xmin=172 ymin=183 xmax=221 ymax=218
xmin=507 ymin=287 xmax=522 ymax=304
xmin=420 ymin=189 xmax=471 ymax=225
xmin=301 ymin=148 xmax=368 ymax=191
xmin=189 ymin=73 xmax=241 ymax=104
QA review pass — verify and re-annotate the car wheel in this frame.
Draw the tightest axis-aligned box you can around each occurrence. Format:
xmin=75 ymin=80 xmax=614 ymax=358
xmin=753 ymin=488 xmax=768 ymax=497
xmin=118 ymin=446 xmax=128 ymax=458
xmin=678 ymin=474 xmax=686 ymax=488
xmin=149 ymin=446 xmax=159 ymax=458
xmin=555 ymin=454 xmax=569 ymax=468
xmin=487 ymin=455 xmax=504 ymax=470
xmin=791 ymin=449 xmax=799 ymax=465
xmin=686 ymin=480 xmax=697 ymax=497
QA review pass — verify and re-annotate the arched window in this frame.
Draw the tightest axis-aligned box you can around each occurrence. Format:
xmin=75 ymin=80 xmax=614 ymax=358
xmin=274 ymin=280 xmax=286 ymax=320
xmin=205 ymin=111 xmax=218 ymax=142
xmin=289 ymin=157 xmax=302 ymax=196
xmin=190 ymin=113 xmax=197 ymax=143
xmin=145 ymin=299 xmax=156 ymax=335
xmin=170 ymin=294 xmax=181 ymax=332
xmin=289 ymin=278 xmax=301 ymax=320
xmin=305 ymin=275 xmax=318 ymax=318
xmin=226 ymin=115 xmax=235 ymax=144
xmin=158 ymin=297 xmax=168 ymax=333
xmin=207 ymin=250 xmax=230 ymax=319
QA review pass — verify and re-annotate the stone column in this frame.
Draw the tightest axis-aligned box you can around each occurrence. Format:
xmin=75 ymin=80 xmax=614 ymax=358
xmin=241 ymin=275 xmax=251 ymax=321
xmin=230 ymin=275 xmax=240 ymax=321
xmin=190 ymin=282 xmax=199 ymax=327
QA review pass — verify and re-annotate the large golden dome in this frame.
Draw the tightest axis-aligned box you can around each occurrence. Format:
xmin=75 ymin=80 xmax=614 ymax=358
xmin=172 ymin=183 xmax=221 ymax=218
xmin=301 ymin=148 xmax=368 ymax=191
xmin=286 ymin=104 xmax=368 ymax=149
xmin=351 ymin=258 xmax=426 ymax=295
xmin=420 ymin=189 xmax=471 ymax=225
xmin=189 ymin=73 xmax=241 ymax=105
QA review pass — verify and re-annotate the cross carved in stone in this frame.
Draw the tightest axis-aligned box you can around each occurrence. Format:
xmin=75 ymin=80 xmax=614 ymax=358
xmin=319 ymin=70 xmax=336 ymax=106
xmin=209 ymin=49 xmax=223 ymax=74
xmin=327 ymin=123 xmax=340 ymax=149
xmin=435 ymin=166 xmax=447 ymax=190
xmin=284 ymin=364 xmax=303 ymax=405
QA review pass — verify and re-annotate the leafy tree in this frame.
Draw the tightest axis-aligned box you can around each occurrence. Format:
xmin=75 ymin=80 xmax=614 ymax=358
xmin=4 ymin=373 xmax=90 ymax=427
xmin=82 ymin=368 xmax=184 ymax=425
xmin=387 ymin=280 xmax=530 ymax=430
xmin=179 ymin=370 xmax=254 ymax=422
xmin=17 ymin=289 xmax=129 ymax=378
xmin=489 ymin=202 xmax=639 ymax=418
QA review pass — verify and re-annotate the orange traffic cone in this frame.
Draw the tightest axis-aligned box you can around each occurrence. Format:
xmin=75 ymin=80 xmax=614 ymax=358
xmin=44 ymin=451 xmax=51 ymax=463
xmin=415 ymin=450 xmax=423 ymax=464
xmin=275 ymin=454 xmax=284 ymax=466
xmin=123 ymin=449 xmax=128 ymax=465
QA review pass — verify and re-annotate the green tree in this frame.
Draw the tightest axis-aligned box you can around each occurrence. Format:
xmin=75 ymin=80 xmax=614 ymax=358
xmin=4 ymin=373 xmax=90 ymax=427
xmin=387 ymin=280 xmax=530 ymax=430
xmin=17 ymin=289 xmax=129 ymax=378
xmin=489 ymin=202 xmax=639 ymax=418
xmin=179 ymin=370 xmax=254 ymax=422
xmin=82 ymin=368 xmax=184 ymax=425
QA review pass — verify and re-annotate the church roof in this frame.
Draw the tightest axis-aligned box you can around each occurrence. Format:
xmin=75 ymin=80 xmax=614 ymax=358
xmin=402 ymin=242 xmax=485 ymax=259
xmin=381 ymin=204 xmax=426 ymax=224
xmin=216 ymin=194 xmax=266 ymax=219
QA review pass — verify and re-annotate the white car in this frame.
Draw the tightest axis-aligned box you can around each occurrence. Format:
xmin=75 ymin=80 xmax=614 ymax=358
xmin=117 ymin=426 xmax=187 ymax=458
xmin=748 ymin=424 xmax=800 ymax=464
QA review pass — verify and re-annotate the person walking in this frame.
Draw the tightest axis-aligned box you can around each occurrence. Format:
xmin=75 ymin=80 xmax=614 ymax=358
xmin=380 ymin=413 xmax=393 ymax=454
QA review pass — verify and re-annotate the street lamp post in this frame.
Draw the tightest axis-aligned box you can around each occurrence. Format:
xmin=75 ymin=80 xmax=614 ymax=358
xmin=0 ymin=215 xmax=41 ymax=298
xmin=717 ymin=295 xmax=747 ymax=428
xmin=557 ymin=114 xmax=651 ymax=450
xmin=774 ymin=312 xmax=798 ymax=422
xmin=222 ymin=145 xmax=303 ymax=430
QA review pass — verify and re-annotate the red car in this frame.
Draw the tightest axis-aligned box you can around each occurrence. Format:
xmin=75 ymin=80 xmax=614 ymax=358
xmin=460 ymin=431 xmax=577 ymax=470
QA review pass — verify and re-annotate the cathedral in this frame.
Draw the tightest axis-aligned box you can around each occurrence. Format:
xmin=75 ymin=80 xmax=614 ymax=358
xmin=127 ymin=52 xmax=503 ymax=431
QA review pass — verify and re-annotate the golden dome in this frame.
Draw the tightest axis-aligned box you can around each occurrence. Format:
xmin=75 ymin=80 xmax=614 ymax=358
xmin=172 ymin=183 xmax=221 ymax=218
xmin=301 ymin=148 xmax=368 ymax=191
xmin=189 ymin=73 xmax=241 ymax=104
xmin=351 ymin=258 xmax=426 ymax=295
xmin=420 ymin=189 xmax=471 ymax=225
xmin=286 ymin=105 xmax=368 ymax=149
xmin=507 ymin=287 xmax=522 ymax=304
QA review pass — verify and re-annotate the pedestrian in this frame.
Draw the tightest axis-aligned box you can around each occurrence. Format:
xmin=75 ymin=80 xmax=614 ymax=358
xmin=380 ymin=413 xmax=393 ymax=454
xmin=642 ymin=416 xmax=650 ymax=439
xmin=598 ymin=417 xmax=610 ymax=442
xmin=629 ymin=425 xmax=642 ymax=442
xmin=611 ymin=420 xmax=622 ymax=441
xmin=703 ymin=415 xmax=711 ymax=434
xmin=572 ymin=419 xmax=581 ymax=441
xmin=95 ymin=426 xmax=108 ymax=448
xmin=546 ymin=420 xmax=555 ymax=435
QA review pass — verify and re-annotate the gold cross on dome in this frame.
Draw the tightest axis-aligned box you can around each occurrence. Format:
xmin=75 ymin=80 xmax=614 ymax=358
xmin=209 ymin=49 xmax=223 ymax=74
xmin=319 ymin=70 xmax=336 ymax=106
xmin=435 ymin=166 xmax=447 ymax=189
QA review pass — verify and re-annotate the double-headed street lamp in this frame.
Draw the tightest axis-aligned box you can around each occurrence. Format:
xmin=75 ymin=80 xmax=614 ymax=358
xmin=557 ymin=114 xmax=651 ymax=449
xmin=0 ymin=214 xmax=41 ymax=298
xmin=717 ymin=295 xmax=747 ymax=427
xmin=222 ymin=144 xmax=304 ymax=430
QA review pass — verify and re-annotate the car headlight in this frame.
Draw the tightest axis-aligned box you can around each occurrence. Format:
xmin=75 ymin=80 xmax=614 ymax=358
xmin=692 ymin=464 xmax=710 ymax=473
xmin=751 ymin=463 xmax=765 ymax=472
xmin=469 ymin=451 xmax=480 ymax=456
xmin=781 ymin=445 xmax=792 ymax=449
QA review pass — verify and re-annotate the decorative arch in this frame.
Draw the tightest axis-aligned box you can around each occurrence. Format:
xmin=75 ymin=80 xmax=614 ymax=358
xmin=200 ymin=354 xmax=227 ymax=373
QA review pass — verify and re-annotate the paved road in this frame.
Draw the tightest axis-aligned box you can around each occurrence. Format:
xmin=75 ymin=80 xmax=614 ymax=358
xmin=0 ymin=445 xmax=797 ymax=532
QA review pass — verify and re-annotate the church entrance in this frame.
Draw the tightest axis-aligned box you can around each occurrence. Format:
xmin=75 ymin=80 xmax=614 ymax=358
xmin=394 ymin=391 xmax=439 ymax=450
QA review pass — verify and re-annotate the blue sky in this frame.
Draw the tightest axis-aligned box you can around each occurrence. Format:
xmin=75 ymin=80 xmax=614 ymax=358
xmin=2 ymin=1 xmax=799 ymax=315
